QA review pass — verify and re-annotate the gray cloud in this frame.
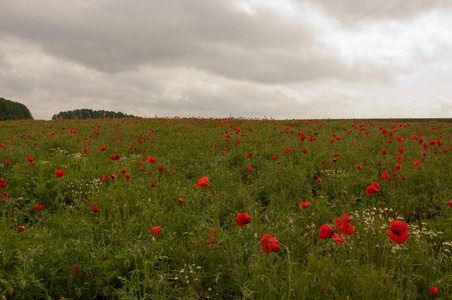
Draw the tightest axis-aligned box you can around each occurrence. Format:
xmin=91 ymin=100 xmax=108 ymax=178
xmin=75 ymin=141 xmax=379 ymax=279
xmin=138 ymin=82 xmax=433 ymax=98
xmin=300 ymin=0 xmax=452 ymax=26
xmin=0 ymin=0 xmax=392 ymax=84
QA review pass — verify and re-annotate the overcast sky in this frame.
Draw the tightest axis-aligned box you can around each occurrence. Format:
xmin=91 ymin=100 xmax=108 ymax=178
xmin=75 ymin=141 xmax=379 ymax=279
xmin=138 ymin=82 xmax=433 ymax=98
xmin=1 ymin=0 xmax=451 ymax=120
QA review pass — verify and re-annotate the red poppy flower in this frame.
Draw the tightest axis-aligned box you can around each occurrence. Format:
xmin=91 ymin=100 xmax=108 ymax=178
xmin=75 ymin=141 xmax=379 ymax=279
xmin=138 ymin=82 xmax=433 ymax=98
xmin=319 ymin=224 xmax=344 ymax=244
xmin=448 ymin=201 xmax=452 ymax=208
xmin=386 ymin=220 xmax=410 ymax=244
xmin=366 ymin=182 xmax=381 ymax=195
xmin=260 ymin=234 xmax=280 ymax=254
xmin=55 ymin=170 xmax=65 ymax=178
xmin=100 ymin=146 xmax=107 ymax=151
xmin=334 ymin=213 xmax=355 ymax=235
xmin=394 ymin=164 xmax=401 ymax=171
xmin=92 ymin=206 xmax=99 ymax=213
xmin=397 ymin=147 xmax=404 ymax=154
xmin=101 ymin=176 xmax=109 ymax=181
xmin=18 ymin=226 xmax=25 ymax=232
xmin=356 ymin=165 xmax=362 ymax=170
xmin=246 ymin=166 xmax=252 ymax=172
xmin=147 ymin=156 xmax=156 ymax=164
xmin=121 ymin=169 xmax=127 ymax=175
xmin=5 ymin=161 xmax=11 ymax=166
xmin=35 ymin=205 xmax=43 ymax=211
xmin=236 ymin=213 xmax=252 ymax=227
xmin=178 ymin=198 xmax=185 ymax=204
xmin=195 ymin=176 xmax=209 ymax=188
xmin=302 ymin=149 xmax=307 ymax=153
xmin=0 ymin=178 xmax=5 ymax=189
xmin=283 ymin=148 xmax=290 ymax=153
xmin=72 ymin=265 xmax=81 ymax=275
xmin=2 ymin=192 xmax=7 ymax=200
xmin=271 ymin=155 xmax=277 ymax=160
xmin=124 ymin=174 xmax=131 ymax=180
xmin=26 ymin=157 xmax=33 ymax=162
xmin=84 ymin=148 xmax=89 ymax=154
xmin=299 ymin=201 xmax=311 ymax=208
xmin=380 ymin=172 xmax=390 ymax=180
xmin=381 ymin=150 xmax=387 ymax=155
xmin=430 ymin=287 xmax=439 ymax=296
xmin=150 ymin=183 xmax=156 ymax=187
xmin=158 ymin=166 xmax=164 ymax=171
xmin=316 ymin=178 xmax=321 ymax=183
xmin=152 ymin=227 xmax=161 ymax=237
xmin=111 ymin=175 xmax=117 ymax=180
xmin=422 ymin=152 xmax=427 ymax=157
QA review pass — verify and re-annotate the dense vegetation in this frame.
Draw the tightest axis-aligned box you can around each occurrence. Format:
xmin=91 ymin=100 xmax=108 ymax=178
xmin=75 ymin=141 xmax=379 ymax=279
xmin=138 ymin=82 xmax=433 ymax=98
xmin=52 ymin=109 xmax=137 ymax=120
xmin=1 ymin=117 xmax=452 ymax=299
xmin=0 ymin=97 xmax=33 ymax=121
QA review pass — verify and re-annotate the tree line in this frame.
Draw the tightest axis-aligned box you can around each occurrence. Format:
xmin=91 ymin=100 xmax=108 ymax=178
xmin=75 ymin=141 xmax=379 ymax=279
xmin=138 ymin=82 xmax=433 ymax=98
xmin=0 ymin=97 xmax=33 ymax=121
xmin=52 ymin=108 xmax=137 ymax=120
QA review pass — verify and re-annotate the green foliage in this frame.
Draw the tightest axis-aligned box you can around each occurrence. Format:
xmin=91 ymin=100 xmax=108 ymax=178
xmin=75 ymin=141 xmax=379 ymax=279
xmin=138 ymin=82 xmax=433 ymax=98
xmin=51 ymin=108 xmax=137 ymax=120
xmin=0 ymin=97 xmax=33 ymax=120
xmin=0 ymin=117 xmax=452 ymax=298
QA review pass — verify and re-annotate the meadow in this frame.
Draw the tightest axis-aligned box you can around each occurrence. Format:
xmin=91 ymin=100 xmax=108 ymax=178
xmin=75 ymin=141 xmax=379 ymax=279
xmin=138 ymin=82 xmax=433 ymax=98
xmin=1 ymin=117 xmax=452 ymax=299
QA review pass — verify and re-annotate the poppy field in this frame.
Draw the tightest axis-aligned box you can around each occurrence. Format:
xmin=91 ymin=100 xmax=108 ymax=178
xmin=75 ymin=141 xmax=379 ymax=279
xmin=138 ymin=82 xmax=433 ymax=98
xmin=1 ymin=117 xmax=452 ymax=299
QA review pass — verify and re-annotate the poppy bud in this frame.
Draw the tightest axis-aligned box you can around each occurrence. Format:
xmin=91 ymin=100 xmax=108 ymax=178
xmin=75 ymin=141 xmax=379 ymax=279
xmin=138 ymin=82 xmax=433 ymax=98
xmin=124 ymin=259 xmax=130 ymax=269
xmin=330 ymin=205 xmax=336 ymax=210
xmin=254 ymin=233 xmax=258 ymax=239
xmin=342 ymin=190 xmax=347 ymax=195
xmin=2 ymin=295 xmax=6 ymax=300
xmin=8 ymin=288 xmax=14 ymax=295
xmin=288 ymin=219 xmax=293 ymax=226
xmin=17 ymin=197 xmax=23 ymax=201
xmin=303 ymin=233 xmax=309 ymax=240
xmin=264 ymin=216 xmax=269 ymax=224
xmin=311 ymin=212 xmax=315 ymax=218
xmin=311 ymin=224 xmax=316 ymax=230
xmin=306 ymin=225 xmax=311 ymax=231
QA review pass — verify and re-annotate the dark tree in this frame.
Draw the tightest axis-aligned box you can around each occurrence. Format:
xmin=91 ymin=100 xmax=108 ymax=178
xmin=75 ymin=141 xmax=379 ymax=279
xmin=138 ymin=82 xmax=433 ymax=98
xmin=52 ymin=108 xmax=137 ymax=120
xmin=0 ymin=97 xmax=33 ymax=120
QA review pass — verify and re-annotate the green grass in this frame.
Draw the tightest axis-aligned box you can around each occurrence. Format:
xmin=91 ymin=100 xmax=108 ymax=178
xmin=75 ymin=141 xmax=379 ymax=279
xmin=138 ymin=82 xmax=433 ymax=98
xmin=1 ymin=117 xmax=452 ymax=299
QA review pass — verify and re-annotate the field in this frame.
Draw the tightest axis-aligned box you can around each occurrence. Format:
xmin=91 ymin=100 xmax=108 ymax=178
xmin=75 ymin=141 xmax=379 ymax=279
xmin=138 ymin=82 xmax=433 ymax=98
xmin=1 ymin=117 xmax=452 ymax=299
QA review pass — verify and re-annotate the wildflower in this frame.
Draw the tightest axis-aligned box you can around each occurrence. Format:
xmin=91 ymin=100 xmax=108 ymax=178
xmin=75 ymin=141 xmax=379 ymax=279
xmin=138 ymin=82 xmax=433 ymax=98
xmin=72 ymin=265 xmax=81 ymax=275
xmin=356 ymin=165 xmax=362 ymax=170
xmin=430 ymin=287 xmax=439 ymax=296
xmin=124 ymin=174 xmax=131 ymax=180
xmin=152 ymin=227 xmax=161 ymax=237
xmin=386 ymin=220 xmax=410 ymax=244
xmin=299 ymin=201 xmax=311 ymax=208
xmin=55 ymin=170 xmax=65 ymax=178
xmin=246 ymin=166 xmax=252 ymax=172
xmin=178 ymin=198 xmax=185 ymax=204
xmin=236 ymin=213 xmax=252 ymax=228
xmin=18 ymin=226 xmax=25 ymax=232
xmin=334 ymin=213 xmax=355 ymax=235
xmin=195 ymin=176 xmax=209 ymax=188
xmin=316 ymin=178 xmax=321 ymax=183
xmin=261 ymin=234 xmax=280 ymax=254
xmin=100 ymin=146 xmax=107 ymax=151
xmin=448 ymin=201 xmax=452 ymax=208
xmin=319 ymin=224 xmax=344 ymax=244
xmin=147 ymin=156 xmax=156 ymax=164
xmin=394 ymin=164 xmax=401 ymax=171
xmin=366 ymin=182 xmax=381 ymax=195
xmin=101 ymin=176 xmax=109 ymax=181
xmin=35 ymin=205 xmax=43 ymax=211
xmin=92 ymin=206 xmax=99 ymax=213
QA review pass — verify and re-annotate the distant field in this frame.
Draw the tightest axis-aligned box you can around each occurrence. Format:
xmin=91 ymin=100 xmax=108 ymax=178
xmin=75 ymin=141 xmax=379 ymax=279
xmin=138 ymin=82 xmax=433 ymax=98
xmin=1 ymin=117 xmax=452 ymax=299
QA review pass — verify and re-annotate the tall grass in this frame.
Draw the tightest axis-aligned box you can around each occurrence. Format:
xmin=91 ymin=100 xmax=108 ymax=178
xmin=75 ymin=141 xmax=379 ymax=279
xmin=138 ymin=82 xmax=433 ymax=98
xmin=1 ymin=118 xmax=451 ymax=299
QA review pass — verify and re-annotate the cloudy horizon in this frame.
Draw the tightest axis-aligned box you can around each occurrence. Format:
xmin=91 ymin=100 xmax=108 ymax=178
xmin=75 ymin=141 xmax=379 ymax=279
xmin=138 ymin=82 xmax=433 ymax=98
xmin=1 ymin=0 xmax=451 ymax=120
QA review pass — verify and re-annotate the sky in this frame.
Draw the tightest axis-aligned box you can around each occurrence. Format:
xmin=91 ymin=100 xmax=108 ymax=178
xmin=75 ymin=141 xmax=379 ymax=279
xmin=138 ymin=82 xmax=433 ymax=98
xmin=1 ymin=0 xmax=451 ymax=120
